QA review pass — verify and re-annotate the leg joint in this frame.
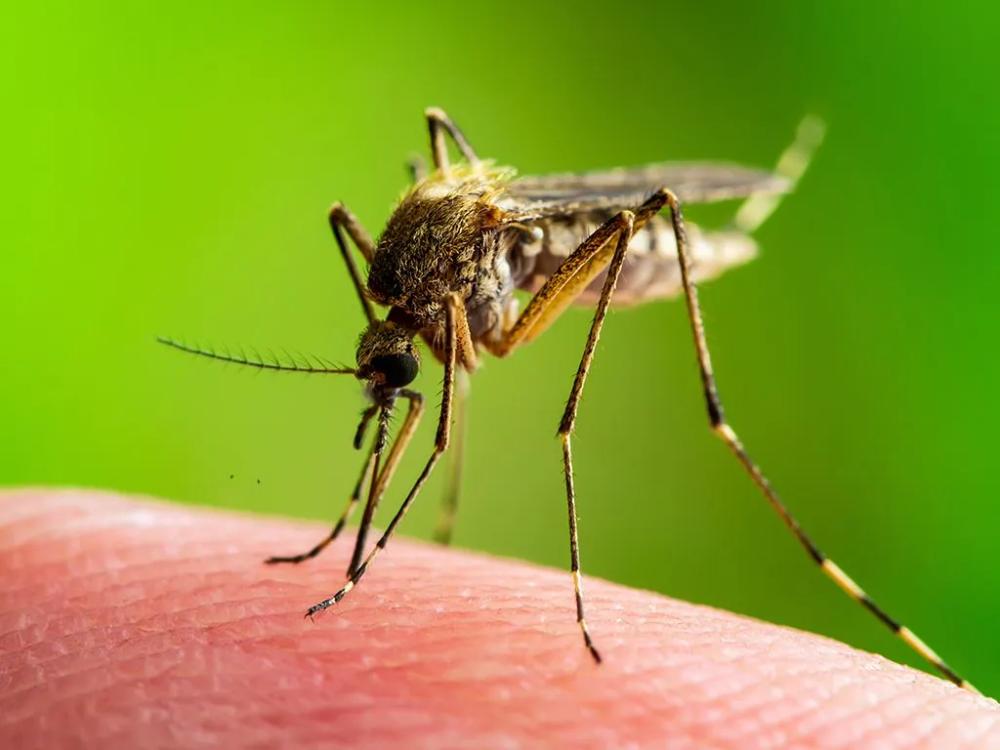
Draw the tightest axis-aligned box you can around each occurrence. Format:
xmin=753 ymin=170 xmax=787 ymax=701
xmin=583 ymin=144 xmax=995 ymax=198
xmin=328 ymin=202 xmax=347 ymax=223
xmin=652 ymin=186 xmax=680 ymax=208
xmin=612 ymin=209 xmax=635 ymax=236
xmin=712 ymin=421 xmax=737 ymax=442
xmin=424 ymin=106 xmax=447 ymax=122
xmin=400 ymin=388 xmax=424 ymax=410
xmin=557 ymin=419 xmax=572 ymax=438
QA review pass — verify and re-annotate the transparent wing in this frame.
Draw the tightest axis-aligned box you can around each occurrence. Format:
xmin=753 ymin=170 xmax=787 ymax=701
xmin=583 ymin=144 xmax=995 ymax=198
xmin=499 ymin=162 xmax=789 ymax=217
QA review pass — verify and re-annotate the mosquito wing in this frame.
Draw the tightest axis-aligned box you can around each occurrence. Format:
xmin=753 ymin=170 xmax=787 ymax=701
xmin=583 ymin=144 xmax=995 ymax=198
xmin=498 ymin=162 xmax=788 ymax=218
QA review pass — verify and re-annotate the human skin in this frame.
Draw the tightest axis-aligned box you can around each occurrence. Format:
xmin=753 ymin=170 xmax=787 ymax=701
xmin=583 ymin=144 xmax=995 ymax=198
xmin=1 ymin=489 xmax=998 ymax=749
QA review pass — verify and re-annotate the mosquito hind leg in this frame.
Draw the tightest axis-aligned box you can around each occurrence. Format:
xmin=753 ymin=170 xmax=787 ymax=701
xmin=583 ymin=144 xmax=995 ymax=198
xmin=425 ymin=107 xmax=480 ymax=173
xmin=657 ymin=186 xmax=977 ymax=692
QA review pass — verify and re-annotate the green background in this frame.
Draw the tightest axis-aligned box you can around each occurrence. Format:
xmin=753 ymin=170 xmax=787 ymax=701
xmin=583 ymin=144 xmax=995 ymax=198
xmin=5 ymin=3 xmax=999 ymax=693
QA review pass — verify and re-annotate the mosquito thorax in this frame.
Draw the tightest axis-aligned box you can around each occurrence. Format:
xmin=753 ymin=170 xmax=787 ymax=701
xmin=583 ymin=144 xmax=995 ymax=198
xmin=365 ymin=169 xmax=511 ymax=329
xmin=355 ymin=320 xmax=420 ymax=390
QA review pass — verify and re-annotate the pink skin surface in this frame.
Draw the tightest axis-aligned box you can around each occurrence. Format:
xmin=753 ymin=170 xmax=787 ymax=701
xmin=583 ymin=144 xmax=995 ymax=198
xmin=1 ymin=489 xmax=998 ymax=749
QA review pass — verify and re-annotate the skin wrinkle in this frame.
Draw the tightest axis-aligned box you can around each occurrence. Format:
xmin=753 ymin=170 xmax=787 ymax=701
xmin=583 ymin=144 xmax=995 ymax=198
xmin=0 ymin=628 xmax=948 ymax=748
xmin=803 ymin=679 xmax=929 ymax=748
xmin=806 ymin=684 xmax=907 ymax=749
xmin=1 ymin=490 xmax=998 ymax=750
xmin=851 ymin=687 xmax=960 ymax=747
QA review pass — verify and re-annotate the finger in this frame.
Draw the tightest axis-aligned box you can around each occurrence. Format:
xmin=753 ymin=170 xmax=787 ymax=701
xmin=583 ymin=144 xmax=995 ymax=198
xmin=1 ymin=489 xmax=997 ymax=750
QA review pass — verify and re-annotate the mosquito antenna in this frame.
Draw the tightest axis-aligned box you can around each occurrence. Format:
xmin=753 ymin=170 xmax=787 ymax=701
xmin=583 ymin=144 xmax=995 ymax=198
xmin=157 ymin=337 xmax=355 ymax=375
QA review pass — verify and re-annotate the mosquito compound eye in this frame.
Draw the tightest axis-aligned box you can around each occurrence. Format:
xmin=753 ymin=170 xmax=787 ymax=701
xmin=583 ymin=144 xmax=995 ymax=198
xmin=370 ymin=352 xmax=418 ymax=388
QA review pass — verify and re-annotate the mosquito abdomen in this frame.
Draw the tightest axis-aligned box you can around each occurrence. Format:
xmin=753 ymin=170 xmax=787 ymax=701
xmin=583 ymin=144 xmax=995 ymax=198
xmin=509 ymin=213 xmax=757 ymax=307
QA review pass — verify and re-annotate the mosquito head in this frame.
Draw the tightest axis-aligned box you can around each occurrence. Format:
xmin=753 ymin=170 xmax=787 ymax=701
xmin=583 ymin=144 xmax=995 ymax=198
xmin=355 ymin=320 xmax=420 ymax=396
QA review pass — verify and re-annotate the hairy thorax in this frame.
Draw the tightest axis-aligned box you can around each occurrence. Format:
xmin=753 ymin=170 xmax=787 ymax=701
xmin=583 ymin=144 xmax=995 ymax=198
xmin=366 ymin=169 xmax=518 ymax=346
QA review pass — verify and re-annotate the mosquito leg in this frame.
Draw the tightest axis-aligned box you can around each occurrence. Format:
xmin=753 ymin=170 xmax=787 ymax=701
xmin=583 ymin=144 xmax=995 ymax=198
xmin=659 ymin=186 xmax=977 ymax=692
xmin=264 ymin=435 xmax=378 ymax=565
xmin=428 ymin=295 xmax=476 ymax=545
xmin=346 ymin=389 xmax=424 ymax=577
xmin=346 ymin=407 xmax=391 ymax=578
xmin=328 ymin=202 xmax=377 ymax=325
xmin=557 ymin=212 xmax=635 ymax=663
xmin=484 ymin=192 xmax=665 ymax=359
xmin=492 ymin=209 xmax=635 ymax=660
xmin=263 ymin=404 xmax=378 ymax=565
xmin=307 ymin=294 xmax=460 ymax=617
xmin=425 ymin=107 xmax=480 ymax=173
xmin=496 ymin=211 xmax=639 ymax=355
xmin=433 ymin=368 xmax=469 ymax=545
xmin=263 ymin=388 xmax=423 ymax=570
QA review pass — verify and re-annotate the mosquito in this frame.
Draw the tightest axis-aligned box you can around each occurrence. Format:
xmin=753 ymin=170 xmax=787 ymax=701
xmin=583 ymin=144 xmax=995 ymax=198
xmin=159 ymin=107 xmax=977 ymax=693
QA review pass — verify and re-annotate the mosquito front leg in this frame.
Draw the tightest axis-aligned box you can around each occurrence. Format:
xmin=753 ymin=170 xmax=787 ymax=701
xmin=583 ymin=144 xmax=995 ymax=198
xmin=328 ymin=202 xmax=377 ymax=325
xmin=306 ymin=295 xmax=460 ymax=617
xmin=657 ymin=186 xmax=977 ymax=693
xmin=425 ymin=107 xmax=480 ymax=173
xmin=264 ymin=409 xmax=379 ymax=565
xmin=346 ymin=389 xmax=424 ymax=577
xmin=346 ymin=407 xmax=392 ymax=578
xmin=265 ymin=391 xmax=423 ymax=570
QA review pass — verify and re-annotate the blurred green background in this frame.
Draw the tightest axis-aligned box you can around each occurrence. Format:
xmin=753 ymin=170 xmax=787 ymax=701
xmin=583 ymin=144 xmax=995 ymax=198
xmin=4 ymin=2 xmax=999 ymax=692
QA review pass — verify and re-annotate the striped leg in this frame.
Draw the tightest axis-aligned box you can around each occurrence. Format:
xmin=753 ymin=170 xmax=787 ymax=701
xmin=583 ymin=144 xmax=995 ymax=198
xmin=305 ymin=294 xmax=460 ymax=617
xmin=659 ymin=186 xmax=978 ymax=693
